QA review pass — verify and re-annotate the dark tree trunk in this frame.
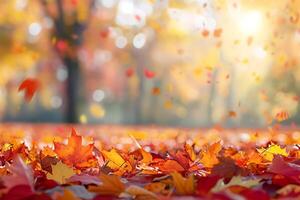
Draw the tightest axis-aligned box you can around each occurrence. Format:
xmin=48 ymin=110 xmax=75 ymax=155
xmin=64 ymin=56 xmax=81 ymax=123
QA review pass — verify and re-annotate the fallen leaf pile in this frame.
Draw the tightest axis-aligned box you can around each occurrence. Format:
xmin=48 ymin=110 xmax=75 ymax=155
xmin=0 ymin=126 xmax=299 ymax=200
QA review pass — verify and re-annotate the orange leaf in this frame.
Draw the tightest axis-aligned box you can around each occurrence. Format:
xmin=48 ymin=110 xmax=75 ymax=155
xmin=159 ymin=160 xmax=185 ymax=173
xmin=18 ymin=78 xmax=40 ymax=102
xmin=200 ymin=141 xmax=222 ymax=168
xmin=171 ymin=172 xmax=194 ymax=195
xmin=88 ymin=173 xmax=125 ymax=196
xmin=275 ymin=111 xmax=289 ymax=122
xmin=202 ymin=29 xmax=210 ymax=37
xmin=53 ymin=128 xmax=95 ymax=168
xmin=152 ymin=87 xmax=161 ymax=96
xmin=213 ymin=28 xmax=222 ymax=37
xmin=228 ymin=111 xmax=237 ymax=118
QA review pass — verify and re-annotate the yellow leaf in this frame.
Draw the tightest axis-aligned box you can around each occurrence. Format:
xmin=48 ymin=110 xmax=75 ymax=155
xmin=47 ymin=161 xmax=75 ymax=184
xmin=56 ymin=189 xmax=80 ymax=200
xmin=211 ymin=176 xmax=261 ymax=193
xmin=185 ymin=143 xmax=196 ymax=161
xmin=171 ymin=172 xmax=194 ymax=195
xmin=88 ymin=173 xmax=125 ymax=196
xmin=257 ymin=144 xmax=288 ymax=161
xmin=102 ymin=149 xmax=132 ymax=173
xmin=130 ymin=135 xmax=152 ymax=165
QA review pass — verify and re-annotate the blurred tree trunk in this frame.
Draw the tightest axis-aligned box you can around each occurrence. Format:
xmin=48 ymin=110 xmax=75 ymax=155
xmin=40 ymin=0 xmax=94 ymax=123
xmin=63 ymin=57 xmax=81 ymax=123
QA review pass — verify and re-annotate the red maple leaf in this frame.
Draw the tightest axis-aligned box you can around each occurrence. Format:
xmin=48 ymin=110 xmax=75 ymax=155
xmin=18 ymin=78 xmax=40 ymax=102
xmin=125 ymin=68 xmax=134 ymax=77
xmin=144 ymin=68 xmax=155 ymax=79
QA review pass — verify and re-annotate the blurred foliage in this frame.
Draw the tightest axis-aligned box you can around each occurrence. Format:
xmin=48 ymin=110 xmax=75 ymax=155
xmin=0 ymin=0 xmax=299 ymax=127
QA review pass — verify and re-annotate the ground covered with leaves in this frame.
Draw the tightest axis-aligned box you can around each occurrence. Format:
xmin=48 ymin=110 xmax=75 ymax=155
xmin=0 ymin=124 xmax=299 ymax=200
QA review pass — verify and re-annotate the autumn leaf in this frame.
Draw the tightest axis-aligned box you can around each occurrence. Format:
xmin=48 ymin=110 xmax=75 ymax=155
xmin=213 ymin=28 xmax=223 ymax=37
xmin=53 ymin=128 xmax=95 ymax=168
xmin=257 ymin=144 xmax=288 ymax=161
xmin=202 ymin=29 xmax=209 ymax=37
xmin=200 ymin=141 xmax=222 ymax=168
xmin=101 ymin=148 xmax=133 ymax=174
xmin=151 ymin=87 xmax=161 ymax=96
xmin=184 ymin=143 xmax=196 ymax=161
xmin=2 ymin=156 xmax=34 ymax=190
xmin=88 ymin=173 xmax=125 ymax=196
xmin=196 ymin=176 xmax=220 ymax=196
xmin=18 ymin=78 xmax=40 ymax=102
xmin=159 ymin=160 xmax=185 ymax=173
xmin=211 ymin=176 xmax=261 ymax=193
xmin=171 ymin=172 xmax=195 ymax=195
xmin=122 ymin=185 xmax=158 ymax=200
xmin=47 ymin=161 xmax=75 ymax=184
xmin=268 ymin=155 xmax=300 ymax=184
xmin=275 ymin=111 xmax=289 ymax=122
xmin=130 ymin=134 xmax=153 ymax=165
xmin=228 ymin=111 xmax=237 ymax=118
xmin=100 ymin=28 xmax=110 ymax=38
xmin=125 ymin=68 xmax=134 ymax=77
xmin=144 ymin=68 xmax=155 ymax=79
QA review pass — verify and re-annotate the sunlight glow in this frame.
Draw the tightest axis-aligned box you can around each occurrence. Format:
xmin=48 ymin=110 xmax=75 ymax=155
xmin=238 ymin=11 xmax=262 ymax=35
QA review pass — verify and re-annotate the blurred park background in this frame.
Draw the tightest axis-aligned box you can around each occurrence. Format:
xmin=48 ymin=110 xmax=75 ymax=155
xmin=0 ymin=0 xmax=300 ymax=128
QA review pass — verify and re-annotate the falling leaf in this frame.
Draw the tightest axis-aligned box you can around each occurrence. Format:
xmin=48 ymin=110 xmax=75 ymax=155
xmin=89 ymin=173 xmax=125 ymax=196
xmin=228 ymin=111 xmax=237 ymax=118
xmin=164 ymin=100 xmax=173 ymax=109
xmin=126 ymin=68 xmax=134 ymax=77
xmin=89 ymin=104 xmax=105 ymax=118
xmin=202 ymin=29 xmax=209 ymax=37
xmin=257 ymin=144 xmax=288 ymax=161
xmin=53 ymin=128 xmax=95 ymax=168
xmin=47 ymin=161 xmax=75 ymax=184
xmin=152 ymin=87 xmax=161 ymax=96
xmin=213 ymin=28 xmax=222 ymax=37
xmin=100 ymin=28 xmax=110 ymax=38
xmin=79 ymin=114 xmax=88 ymax=124
xmin=18 ymin=78 xmax=40 ymax=102
xmin=144 ymin=68 xmax=155 ymax=79
xmin=171 ymin=172 xmax=194 ymax=195
xmin=275 ymin=111 xmax=289 ymax=122
xmin=56 ymin=40 xmax=68 ymax=54
xmin=211 ymin=176 xmax=261 ymax=193
xmin=135 ymin=15 xmax=141 ymax=21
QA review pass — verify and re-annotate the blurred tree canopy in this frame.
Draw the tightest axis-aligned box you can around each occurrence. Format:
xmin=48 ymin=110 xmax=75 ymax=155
xmin=0 ymin=0 xmax=299 ymax=127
